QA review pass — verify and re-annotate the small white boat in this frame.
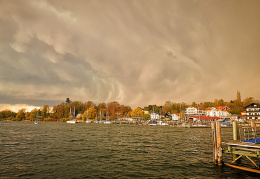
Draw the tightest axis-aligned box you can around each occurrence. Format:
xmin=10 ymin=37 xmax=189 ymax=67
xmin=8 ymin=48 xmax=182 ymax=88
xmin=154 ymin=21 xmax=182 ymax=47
xmin=104 ymin=121 xmax=112 ymax=124
xmin=67 ymin=107 xmax=78 ymax=123
xmin=104 ymin=112 xmax=112 ymax=124
xmin=86 ymin=110 xmax=91 ymax=123
xmin=148 ymin=120 xmax=157 ymax=126
xmin=67 ymin=120 xmax=76 ymax=124
xmin=157 ymin=121 xmax=168 ymax=126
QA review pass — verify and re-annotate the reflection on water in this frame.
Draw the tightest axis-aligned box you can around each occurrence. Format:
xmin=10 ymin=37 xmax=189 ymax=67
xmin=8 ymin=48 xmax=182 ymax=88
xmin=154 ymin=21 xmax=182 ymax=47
xmin=0 ymin=121 xmax=258 ymax=178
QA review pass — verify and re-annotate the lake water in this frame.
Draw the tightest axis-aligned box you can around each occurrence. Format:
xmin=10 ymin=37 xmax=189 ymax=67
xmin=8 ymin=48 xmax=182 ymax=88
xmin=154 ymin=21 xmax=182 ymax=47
xmin=0 ymin=121 xmax=259 ymax=178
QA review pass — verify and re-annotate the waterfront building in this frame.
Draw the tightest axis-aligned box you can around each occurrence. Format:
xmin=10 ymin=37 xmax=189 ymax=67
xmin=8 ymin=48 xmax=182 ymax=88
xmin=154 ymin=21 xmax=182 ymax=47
xmin=205 ymin=106 xmax=231 ymax=118
xmin=150 ymin=113 xmax=159 ymax=120
xmin=245 ymin=103 xmax=260 ymax=120
xmin=185 ymin=107 xmax=206 ymax=117
xmin=172 ymin=113 xmax=179 ymax=121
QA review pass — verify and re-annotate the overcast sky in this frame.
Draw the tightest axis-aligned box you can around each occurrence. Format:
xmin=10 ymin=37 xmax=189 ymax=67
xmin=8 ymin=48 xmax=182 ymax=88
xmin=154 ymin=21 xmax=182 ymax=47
xmin=0 ymin=0 xmax=259 ymax=110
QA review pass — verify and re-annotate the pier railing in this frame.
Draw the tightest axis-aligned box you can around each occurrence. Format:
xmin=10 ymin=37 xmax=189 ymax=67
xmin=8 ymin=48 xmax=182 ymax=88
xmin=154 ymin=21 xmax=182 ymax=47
xmin=239 ymin=126 xmax=260 ymax=143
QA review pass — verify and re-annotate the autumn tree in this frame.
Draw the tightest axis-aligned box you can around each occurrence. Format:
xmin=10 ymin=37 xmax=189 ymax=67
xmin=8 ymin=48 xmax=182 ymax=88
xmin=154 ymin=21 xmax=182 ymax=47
xmin=30 ymin=108 xmax=39 ymax=121
xmin=191 ymin=102 xmax=197 ymax=107
xmin=85 ymin=101 xmax=96 ymax=110
xmin=82 ymin=107 xmax=96 ymax=120
xmin=233 ymin=90 xmax=243 ymax=107
xmin=41 ymin=105 xmax=50 ymax=119
xmin=243 ymin=97 xmax=255 ymax=107
xmin=16 ymin=108 xmax=26 ymax=121
xmin=201 ymin=102 xmax=213 ymax=108
xmin=107 ymin=101 xmax=120 ymax=119
xmin=162 ymin=101 xmax=172 ymax=114
xmin=117 ymin=105 xmax=132 ymax=118
xmin=213 ymin=99 xmax=225 ymax=107
xmin=130 ymin=107 xmax=144 ymax=117
xmin=0 ymin=110 xmax=16 ymax=120
xmin=53 ymin=103 xmax=66 ymax=119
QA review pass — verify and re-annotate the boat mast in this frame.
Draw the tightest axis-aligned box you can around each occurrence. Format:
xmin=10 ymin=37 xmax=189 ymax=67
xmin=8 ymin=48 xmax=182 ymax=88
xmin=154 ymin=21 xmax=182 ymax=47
xmin=74 ymin=106 xmax=75 ymax=119
xmin=70 ymin=107 xmax=72 ymax=120
xmin=86 ymin=109 xmax=88 ymax=122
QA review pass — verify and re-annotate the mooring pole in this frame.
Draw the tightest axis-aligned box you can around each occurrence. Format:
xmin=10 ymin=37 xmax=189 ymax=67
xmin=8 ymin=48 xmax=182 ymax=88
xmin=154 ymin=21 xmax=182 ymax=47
xmin=216 ymin=121 xmax=223 ymax=165
xmin=212 ymin=121 xmax=218 ymax=164
xmin=233 ymin=121 xmax=238 ymax=141
xmin=232 ymin=121 xmax=239 ymax=164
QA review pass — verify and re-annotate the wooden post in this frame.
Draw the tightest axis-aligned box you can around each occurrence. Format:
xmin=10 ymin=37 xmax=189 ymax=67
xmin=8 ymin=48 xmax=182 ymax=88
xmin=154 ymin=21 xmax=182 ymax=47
xmin=212 ymin=121 xmax=218 ymax=164
xmin=233 ymin=121 xmax=238 ymax=140
xmin=232 ymin=121 xmax=239 ymax=164
xmin=251 ymin=121 xmax=256 ymax=139
xmin=216 ymin=121 xmax=223 ymax=165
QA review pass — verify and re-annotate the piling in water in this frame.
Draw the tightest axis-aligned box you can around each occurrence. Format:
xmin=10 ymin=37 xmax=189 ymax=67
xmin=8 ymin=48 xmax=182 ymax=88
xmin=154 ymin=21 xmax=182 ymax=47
xmin=212 ymin=121 xmax=223 ymax=166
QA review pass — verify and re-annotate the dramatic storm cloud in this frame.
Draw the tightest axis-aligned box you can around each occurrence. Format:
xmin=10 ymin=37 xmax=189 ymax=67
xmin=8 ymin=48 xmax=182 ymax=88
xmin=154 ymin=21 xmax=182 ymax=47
xmin=0 ymin=0 xmax=260 ymax=109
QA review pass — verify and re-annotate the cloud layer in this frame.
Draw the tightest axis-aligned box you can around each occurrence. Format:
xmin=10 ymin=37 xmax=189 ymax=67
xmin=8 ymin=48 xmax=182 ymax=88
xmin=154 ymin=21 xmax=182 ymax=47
xmin=0 ymin=0 xmax=260 ymax=108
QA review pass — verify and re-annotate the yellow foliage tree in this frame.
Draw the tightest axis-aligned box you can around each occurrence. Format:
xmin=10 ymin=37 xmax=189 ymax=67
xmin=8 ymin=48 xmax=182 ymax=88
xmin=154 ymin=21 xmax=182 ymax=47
xmin=130 ymin=107 xmax=143 ymax=117
xmin=82 ymin=107 xmax=96 ymax=121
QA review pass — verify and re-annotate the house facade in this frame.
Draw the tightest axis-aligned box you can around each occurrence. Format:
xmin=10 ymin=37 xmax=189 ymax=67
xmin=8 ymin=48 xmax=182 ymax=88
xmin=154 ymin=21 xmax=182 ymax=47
xmin=245 ymin=103 xmax=260 ymax=120
xmin=150 ymin=113 xmax=159 ymax=120
xmin=172 ymin=113 xmax=179 ymax=121
xmin=205 ymin=106 xmax=231 ymax=117
xmin=185 ymin=107 xmax=206 ymax=117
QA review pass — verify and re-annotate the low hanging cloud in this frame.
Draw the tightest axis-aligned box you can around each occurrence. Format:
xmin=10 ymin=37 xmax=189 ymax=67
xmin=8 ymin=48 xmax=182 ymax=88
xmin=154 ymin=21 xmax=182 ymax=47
xmin=0 ymin=0 xmax=260 ymax=109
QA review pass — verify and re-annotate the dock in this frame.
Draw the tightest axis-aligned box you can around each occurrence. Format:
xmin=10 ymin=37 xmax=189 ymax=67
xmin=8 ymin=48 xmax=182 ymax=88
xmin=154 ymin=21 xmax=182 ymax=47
xmin=212 ymin=121 xmax=260 ymax=174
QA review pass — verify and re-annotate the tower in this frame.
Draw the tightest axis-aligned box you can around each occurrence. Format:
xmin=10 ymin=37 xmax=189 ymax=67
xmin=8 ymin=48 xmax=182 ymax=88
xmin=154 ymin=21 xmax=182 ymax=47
xmin=237 ymin=90 xmax=241 ymax=103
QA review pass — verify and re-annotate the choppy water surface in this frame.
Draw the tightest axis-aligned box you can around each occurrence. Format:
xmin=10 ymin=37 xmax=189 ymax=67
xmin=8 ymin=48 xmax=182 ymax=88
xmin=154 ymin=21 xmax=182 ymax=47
xmin=0 ymin=121 xmax=259 ymax=178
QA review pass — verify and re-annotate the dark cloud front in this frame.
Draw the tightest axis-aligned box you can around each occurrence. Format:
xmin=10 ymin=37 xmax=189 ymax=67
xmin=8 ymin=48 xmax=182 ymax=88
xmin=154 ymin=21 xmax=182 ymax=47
xmin=0 ymin=0 xmax=260 ymax=109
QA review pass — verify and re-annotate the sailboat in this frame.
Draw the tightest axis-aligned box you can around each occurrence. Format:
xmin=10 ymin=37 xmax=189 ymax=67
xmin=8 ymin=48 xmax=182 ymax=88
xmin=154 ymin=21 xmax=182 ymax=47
xmin=157 ymin=108 xmax=168 ymax=126
xmin=67 ymin=107 xmax=78 ymax=123
xmin=94 ymin=110 xmax=102 ymax=123
xmin=34 ymin=112 xmax=38 ymax=124
xmin=104 ymin=112 xmax=112 ymax=124
xmin=86 ymin=109 xmax=91 ymax=123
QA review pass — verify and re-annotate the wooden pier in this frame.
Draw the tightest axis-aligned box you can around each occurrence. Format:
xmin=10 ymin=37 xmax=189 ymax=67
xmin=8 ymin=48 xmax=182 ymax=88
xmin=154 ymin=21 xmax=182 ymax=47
xmin=212 ymin=121 xmax=260 ymax=174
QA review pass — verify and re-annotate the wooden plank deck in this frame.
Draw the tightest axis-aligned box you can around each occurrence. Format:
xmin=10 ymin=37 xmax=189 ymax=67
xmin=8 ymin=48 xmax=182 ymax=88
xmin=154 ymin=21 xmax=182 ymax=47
xmin=224 ymin=140 xmax=260 ymax=149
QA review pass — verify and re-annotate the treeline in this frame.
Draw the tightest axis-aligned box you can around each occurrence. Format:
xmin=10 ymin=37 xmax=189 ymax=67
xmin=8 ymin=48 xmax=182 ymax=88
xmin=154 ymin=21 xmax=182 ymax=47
xmin=0 ymin=95 xmax=259 ymax=121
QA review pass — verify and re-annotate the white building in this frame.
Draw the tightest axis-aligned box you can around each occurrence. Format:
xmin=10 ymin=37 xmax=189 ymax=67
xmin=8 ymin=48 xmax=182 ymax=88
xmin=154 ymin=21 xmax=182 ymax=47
xmin=150 ymin=113 xmax=159 ymax=120
xmin=206 ymin=106 xmax=231 ymax=117
xmin=185 ymin=107 xmax=205 ymax=117
xmin=171 ymin=113 xmax=179 ymax=121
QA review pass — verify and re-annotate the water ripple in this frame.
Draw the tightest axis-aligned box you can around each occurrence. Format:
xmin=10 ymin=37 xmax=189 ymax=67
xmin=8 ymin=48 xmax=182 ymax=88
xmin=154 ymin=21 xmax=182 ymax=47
xmin=0 ymin=121 xmax=258 ymax=178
